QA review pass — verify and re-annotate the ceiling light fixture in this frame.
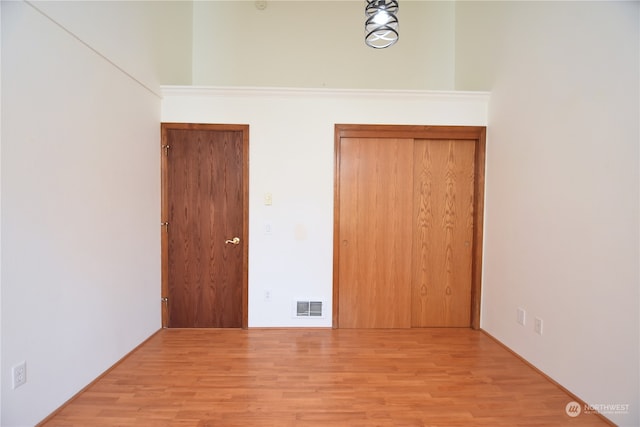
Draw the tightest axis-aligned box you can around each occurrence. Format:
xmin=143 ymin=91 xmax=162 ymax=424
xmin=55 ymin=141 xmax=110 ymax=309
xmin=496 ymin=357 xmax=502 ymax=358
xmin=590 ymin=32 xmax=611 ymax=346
xmin=365 ymin=0 xmax=399 ymax=49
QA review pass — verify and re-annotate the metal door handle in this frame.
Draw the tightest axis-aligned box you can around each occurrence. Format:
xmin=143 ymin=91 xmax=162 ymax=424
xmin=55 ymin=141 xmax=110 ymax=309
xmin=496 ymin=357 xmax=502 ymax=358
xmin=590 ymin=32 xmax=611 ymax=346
xmin=225 ymin=237 xmax=240 ymax=245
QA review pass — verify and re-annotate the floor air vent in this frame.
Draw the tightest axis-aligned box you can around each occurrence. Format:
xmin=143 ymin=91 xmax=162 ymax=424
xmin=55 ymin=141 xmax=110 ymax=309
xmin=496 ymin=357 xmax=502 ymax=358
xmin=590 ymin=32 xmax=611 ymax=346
xmin=296 ymin=301 xmax=323 ymax=317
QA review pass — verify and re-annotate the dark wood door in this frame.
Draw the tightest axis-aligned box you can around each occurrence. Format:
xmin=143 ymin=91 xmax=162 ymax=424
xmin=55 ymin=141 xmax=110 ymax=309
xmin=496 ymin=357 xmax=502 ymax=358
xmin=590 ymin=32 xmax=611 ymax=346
xmin=162 ymin=124 xmax=248 ymax=328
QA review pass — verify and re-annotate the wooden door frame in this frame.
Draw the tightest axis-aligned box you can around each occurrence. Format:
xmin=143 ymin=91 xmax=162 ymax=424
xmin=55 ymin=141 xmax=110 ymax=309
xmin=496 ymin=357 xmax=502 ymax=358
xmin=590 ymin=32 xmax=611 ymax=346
xmin=161 ymin=123 xmax=249 ymax=329
xmin=332 ymin=124 xmax=486 ymax=330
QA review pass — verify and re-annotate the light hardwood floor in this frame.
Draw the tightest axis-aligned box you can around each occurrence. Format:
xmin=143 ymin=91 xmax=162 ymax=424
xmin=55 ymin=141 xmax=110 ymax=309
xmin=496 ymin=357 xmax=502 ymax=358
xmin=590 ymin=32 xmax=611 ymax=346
xmin=40 ymin=328 xmax=611 ymax=426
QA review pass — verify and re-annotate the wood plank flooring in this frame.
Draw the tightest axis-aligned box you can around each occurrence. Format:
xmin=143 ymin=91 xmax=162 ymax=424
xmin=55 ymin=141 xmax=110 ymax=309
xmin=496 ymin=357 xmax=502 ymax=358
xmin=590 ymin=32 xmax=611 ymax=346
xmin=41 ymin=328 xmax=611 ymax=426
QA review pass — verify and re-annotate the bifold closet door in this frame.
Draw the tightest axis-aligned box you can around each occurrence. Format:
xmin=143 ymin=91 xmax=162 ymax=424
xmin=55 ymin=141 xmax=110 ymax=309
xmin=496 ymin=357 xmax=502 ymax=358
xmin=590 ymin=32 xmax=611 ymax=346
xmin=412 ymin=139 xmax=476 ymax=327
xmin=337 ymin=138 xmax=414 ymax=328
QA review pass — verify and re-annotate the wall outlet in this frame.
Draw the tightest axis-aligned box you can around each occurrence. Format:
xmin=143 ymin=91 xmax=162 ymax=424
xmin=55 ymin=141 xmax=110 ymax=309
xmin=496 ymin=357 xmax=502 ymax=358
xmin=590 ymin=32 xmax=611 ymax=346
xmin=517 ymin=307 xmax=526 ymax=326
xmin=264 ymin=290 xmax=271 ymax=301
xmin=12 ymin=361 xmax=27 ymax=389
xmin=535 ymin=317 xmax=544 ymax=335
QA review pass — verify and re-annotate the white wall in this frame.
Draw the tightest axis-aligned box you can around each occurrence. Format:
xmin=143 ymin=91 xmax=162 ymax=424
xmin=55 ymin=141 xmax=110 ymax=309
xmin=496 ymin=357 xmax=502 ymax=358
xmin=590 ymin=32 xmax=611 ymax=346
xmin=0 ymin=3 xmax=3 ymax=423
xmin=31 ymin=0 xmax=193 ymax=87
xmin=456 ymin=2 xmax=639 ymax=426
xmin=161 ymin=86 xmax=489 ymax=327
xmin=1 ymin=2 xmax=162 ymax=425
xmin=192 ymin=1 xmax=455 ymax=89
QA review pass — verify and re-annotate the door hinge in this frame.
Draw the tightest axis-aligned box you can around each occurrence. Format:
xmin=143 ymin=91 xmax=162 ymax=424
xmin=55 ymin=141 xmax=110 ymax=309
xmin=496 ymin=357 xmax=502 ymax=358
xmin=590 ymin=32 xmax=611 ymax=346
xmin=161 ymin=222 xmax=169 ymax=231
xmin=162 ymin=144 xmax=170 ymax=156
xmin=161 ymin=297 xmax=169 ymax=329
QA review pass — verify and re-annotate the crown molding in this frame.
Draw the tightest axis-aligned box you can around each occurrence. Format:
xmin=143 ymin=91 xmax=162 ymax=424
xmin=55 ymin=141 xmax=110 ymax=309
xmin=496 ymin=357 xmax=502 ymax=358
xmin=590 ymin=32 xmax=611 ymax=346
xmin=160 ymin=85 xmax=490 ymax=102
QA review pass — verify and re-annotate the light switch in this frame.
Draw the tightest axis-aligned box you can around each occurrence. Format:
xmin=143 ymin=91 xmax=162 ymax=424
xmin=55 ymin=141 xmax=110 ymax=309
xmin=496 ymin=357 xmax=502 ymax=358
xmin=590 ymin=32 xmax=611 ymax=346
xmin=264 ymin=192 xmax=273 ymax=206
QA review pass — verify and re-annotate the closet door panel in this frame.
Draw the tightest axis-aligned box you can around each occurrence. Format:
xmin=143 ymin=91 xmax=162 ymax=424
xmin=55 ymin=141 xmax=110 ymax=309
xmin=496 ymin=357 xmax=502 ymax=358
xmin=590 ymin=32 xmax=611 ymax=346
xmin=338 ymin=138 xmax=414 ymax=328
xmin=412 ymin=139 xmax=475 ymax=327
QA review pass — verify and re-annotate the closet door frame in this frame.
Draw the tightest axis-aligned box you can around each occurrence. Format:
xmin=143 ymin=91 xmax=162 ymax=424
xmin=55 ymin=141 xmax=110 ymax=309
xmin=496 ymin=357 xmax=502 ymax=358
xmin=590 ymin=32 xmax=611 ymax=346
xmin=332 ymin=124 xmax=486 ymax=329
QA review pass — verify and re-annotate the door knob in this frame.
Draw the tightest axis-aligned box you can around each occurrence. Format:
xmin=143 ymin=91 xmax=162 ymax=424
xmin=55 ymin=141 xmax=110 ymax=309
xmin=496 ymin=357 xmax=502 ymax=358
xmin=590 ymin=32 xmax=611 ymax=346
xmin=225 ymin=237 xmax=240 ymax=245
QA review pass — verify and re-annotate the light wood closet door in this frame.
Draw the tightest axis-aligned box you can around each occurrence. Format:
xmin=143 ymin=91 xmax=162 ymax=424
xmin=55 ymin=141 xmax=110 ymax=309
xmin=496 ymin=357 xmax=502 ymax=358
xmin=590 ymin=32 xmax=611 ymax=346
xmin=412 ymin=139 xmax=476 ymax=327
xmin=335 ymin=131 xmax=479 ymax=329
xmin=338 ymin=138 xmax=414 ymax=328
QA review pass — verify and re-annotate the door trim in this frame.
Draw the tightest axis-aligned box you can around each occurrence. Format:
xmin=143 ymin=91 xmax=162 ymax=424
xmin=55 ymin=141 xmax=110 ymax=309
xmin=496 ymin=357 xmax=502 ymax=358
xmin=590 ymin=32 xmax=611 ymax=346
xmin=160 ymin=123 xmax=249 ymax=329
xmin=333 ymin=124 xmax=486 ymax=329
